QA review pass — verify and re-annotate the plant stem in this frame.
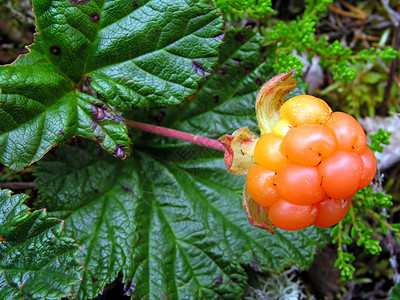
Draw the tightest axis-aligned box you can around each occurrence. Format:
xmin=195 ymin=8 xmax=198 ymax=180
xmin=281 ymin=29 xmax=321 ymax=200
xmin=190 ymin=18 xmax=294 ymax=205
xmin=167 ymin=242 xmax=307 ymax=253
xmin=381 ymin=20 xmax=400 ymax=116
xmin=125 ymin=120 xmax=226 ymax=152
xmin=0 ymin=182 xmax=35 ymax=189
xmin=369 ymin=209 xmax=400 ymax=239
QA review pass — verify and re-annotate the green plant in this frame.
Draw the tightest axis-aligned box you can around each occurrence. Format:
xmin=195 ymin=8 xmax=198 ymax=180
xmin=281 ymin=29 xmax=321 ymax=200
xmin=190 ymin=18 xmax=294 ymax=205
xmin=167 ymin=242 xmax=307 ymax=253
xmin=262 ymin=0 xmax=397 ymax=83
xmin=203 ymin=0 xmax=273 ymax=22
xmin=0 ymin=189 xmax=81 ymax=299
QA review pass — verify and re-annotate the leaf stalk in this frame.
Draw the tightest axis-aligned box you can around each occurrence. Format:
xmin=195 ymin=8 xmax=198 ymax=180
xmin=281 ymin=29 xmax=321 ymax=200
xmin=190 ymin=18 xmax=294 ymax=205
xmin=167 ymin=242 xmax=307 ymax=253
xmin=125 ymin=120 xmax=226 ymax=152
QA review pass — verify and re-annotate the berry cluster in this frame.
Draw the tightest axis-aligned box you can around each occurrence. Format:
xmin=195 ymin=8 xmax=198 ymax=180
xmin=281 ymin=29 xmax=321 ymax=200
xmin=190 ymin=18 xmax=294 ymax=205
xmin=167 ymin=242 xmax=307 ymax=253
xmin=247 ymin=95 xmax=377 ymax=231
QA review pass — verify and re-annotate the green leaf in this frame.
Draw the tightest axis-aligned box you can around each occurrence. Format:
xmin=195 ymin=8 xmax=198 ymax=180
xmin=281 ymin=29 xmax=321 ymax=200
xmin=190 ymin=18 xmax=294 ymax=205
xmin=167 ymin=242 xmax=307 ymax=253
xmin=34 ymin=29 xmax=329 ymax=299
xmin=34 ymin=0 xmax=223 ymax=108
xmin=161 ymin=28 xmax=275 ymax=138
xmin=390 ymin=283 xmax=400 ymax=300
xmin=0 ymin=0 xmax=223 ymax=170
xmin=35 ymin=141 xmax=328 ymax=299
xmin=0 ymin=34 xmax=130 ymax=170
xmin=0 ymin=189 xmax=81 ymax=299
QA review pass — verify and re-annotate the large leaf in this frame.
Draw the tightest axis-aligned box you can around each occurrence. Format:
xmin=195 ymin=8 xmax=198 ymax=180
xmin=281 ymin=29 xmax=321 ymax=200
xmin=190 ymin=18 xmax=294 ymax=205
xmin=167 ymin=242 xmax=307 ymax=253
xmin=0 ymin=189 xmax=81 ymax=299
xmin=0 ymin=0 xmax=223 ymax=170
xmin=34 ymin=29 xmax=329 ymax=299
xmin=35 ymin=141 xmax=328 ymax=299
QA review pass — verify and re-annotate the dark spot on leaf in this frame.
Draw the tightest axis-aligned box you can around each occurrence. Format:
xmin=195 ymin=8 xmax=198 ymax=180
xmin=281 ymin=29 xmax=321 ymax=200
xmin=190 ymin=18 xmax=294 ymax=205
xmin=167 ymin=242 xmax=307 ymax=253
xmin=91 ymin=277 xmax=99 ymax=282
xmin=256 ymin=77 xmax=263 ymax=86
xmin=59 ymin=129 xmax=65 ymax=135
xmin=49 ymin=45 xmax=61 ymax=56
xmin=231 ymin=57 xmax=242 ymax=64
xmin=154 ymin=110 xmax=166 ymax=124
xmin=132 ymin=1 xmax=139 ymax=9
xmin=230 ymin=277 xmax=238 ymax=283
xmin=214 ymin=276 xmax=223 ymax=286
xmin=123 ymin=77 xmax=127 ymax=81
xmin=91 ymin=103 xmax=112 ymax=122
xmin=191 ymin=60 xmax=211 ymax=77
xmin=113 ymin=115 xmax=123 ymax=124
xmin=113 ymin=145 xmax=128 ymax=159
xmin=234 ymin=32 xmax=246 ymax=44
xmin=87 ymin=77 xmax=93 ymax=85
xmin=259 ymin=45 xmax=267 ymax=53
xmin=217 ymin=67 xmax=227 ymax=75
xmin=213 ymin=95 xmax=220 ymax=104
xmin=95 ymin=136 xmax=103 ymax=143
xmin=251 ymin=256 xmax=260 ymax=272
xmin=93 ymin=188 xmax=99 ymax=194
xmin=212 ymin=32 xmax=225 ymax=41
xmin=261 ymin=56 xmax=266 ymax=63
xmin=245 ymin=67 xmax=251 ymax=74
xmin=69 ymin=0 xmax=92 ymax=5
xmin=122 ymin=184 xmax=133 ymax=193
xmin=89 ymin=12 xmax=100 ymax=23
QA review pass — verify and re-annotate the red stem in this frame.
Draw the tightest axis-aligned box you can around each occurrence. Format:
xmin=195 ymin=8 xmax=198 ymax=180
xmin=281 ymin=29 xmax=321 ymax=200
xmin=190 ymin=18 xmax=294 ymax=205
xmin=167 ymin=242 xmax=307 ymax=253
xmin=125 ymin=120 xmax=226 ymax=152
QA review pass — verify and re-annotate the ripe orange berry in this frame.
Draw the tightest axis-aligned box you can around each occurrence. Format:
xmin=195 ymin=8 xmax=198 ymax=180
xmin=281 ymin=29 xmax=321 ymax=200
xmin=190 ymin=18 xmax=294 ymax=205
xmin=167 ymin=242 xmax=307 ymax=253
xmin=322 ymin=112 xmax=367 ymax=154
xmin=282 ymin=124 xmax=336 ymax=166
xmin=275 ymin=163 xmax=326 ymax=205
xmin=254 ymin=133 xmax=287 ymax=171
xmin=246 ymin=164 xmax=281 ymax=207
xmin=280 ymin=95 xmax=332 ymax=126
xmin=319 ymin=151 xmax=363 ymax=198
xmin=268 ymin=198 xmax=318 ymax=231
xmin=358 ymin=147 xmax=377 ymax=189
xmin=314 ymin=196 xmax=352 ymax=228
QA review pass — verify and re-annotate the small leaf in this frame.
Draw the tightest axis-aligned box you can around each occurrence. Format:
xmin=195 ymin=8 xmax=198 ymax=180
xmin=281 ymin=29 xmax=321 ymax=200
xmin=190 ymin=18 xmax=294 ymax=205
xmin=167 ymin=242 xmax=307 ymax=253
xmin=0 ymin=189 xmax=81 ymax=299
xmin=243 ymin=185 xmax=276 ymax=233
xmin=219 ymin=127 xmax=258 ymax=175
xmin=362 ymin=72 xmax=382 ymax=84
xmin=256 ymin=70 xmax=297 ymax=135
